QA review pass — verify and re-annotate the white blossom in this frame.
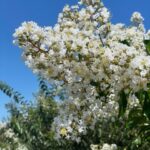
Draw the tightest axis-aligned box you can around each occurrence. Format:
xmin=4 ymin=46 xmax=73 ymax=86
xmin=131 ymin=12 xmax=144 ymax=24
xmin=13 ymin=0 xmax=150 ymax=143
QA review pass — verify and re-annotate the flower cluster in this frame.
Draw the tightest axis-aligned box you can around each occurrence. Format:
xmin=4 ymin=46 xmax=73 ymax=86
xmin=0 ymin=122 xmax=14 ymax=139
xmin=90 ymin=143 xmax=117 ymax=150
xmin=13 ymin=0 xmax=150 ymax=144
xmin=0 ymin=122 xmax=27 ymax=150
xmin=131 ymin=12 xmax=144 ymax=25
xmin=80 ymin=0 xmax=101 ymax=5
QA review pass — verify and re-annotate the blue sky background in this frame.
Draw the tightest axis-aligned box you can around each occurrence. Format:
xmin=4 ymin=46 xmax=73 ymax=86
xmin=0 ymin=0 xmax=150 ymax=120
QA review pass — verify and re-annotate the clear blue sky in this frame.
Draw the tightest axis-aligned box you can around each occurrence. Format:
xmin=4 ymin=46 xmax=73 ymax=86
xmin=0 ymin=0 xmax=150 ymax=120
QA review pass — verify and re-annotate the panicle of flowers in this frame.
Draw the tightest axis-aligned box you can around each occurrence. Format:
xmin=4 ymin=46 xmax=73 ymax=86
xmin=131 ymin=12 xmax=144 ymax=25
xmin=13 ymin=0 xmax=150 ymax=143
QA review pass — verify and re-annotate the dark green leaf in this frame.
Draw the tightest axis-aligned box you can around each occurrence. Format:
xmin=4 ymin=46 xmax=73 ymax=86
xmin=144 ymin=40 xmax=150 ymax=54
xmin=118 ymin=91 xmax=128 ymax=117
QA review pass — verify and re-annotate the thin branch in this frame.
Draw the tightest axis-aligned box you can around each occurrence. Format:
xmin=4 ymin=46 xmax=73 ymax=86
xmin=99 ymin=33 xmax=105 ymax=47
xmin=28 ymin=39 xmax=48 ymax=54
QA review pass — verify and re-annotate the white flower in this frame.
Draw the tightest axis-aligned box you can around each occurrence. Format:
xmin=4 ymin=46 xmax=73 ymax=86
xmin=90 ymin=144 xmax=99 ymax=150
xmin=101 ymin=143 xmax=117 ymax=150
xmin=131 ymin=12 xmax=144 ymax=24
xmin=145 ymin=30 xmax=150 ymax=40
xmin=100 ymin=7 xmax=110 ymax=23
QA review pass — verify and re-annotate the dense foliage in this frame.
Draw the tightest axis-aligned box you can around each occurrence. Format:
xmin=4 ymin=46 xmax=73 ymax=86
xmin=0 ymin=0 xmax=150 ymax=149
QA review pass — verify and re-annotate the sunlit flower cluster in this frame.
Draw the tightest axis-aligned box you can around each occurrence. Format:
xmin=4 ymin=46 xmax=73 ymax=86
xmin=13 ymin=0 xmax=150 ymax=144
xmin=131 ymin=12 xmax=144 ymax=25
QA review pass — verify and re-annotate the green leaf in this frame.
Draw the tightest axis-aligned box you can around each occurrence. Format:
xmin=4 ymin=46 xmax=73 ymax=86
xmin=143 ymin=91 xmax=150 ymax=120
xmin=119 ymin=40 xmax=130 ymax=46
xmin=140 ymin=124 xmax=150 ymax=134
xmin=90 ymin=80 xmax=99 ymax=87
xmin=118 ymin=91 xmax=128 ymax=117
xmin=144 ymin=40 xmax=150 ymax=54
xmin=135 ymin=90 xmax=145 ymax=104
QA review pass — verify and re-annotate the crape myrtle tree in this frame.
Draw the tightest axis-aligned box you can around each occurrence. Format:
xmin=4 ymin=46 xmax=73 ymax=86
xmin=1 ymin=0 xmax=150 ymax=149
xmin=13 ymin=0 xmax=150 ymax=149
